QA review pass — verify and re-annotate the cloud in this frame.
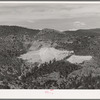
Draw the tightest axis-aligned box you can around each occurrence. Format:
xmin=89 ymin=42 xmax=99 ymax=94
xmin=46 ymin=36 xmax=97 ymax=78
xmin=0 ymin=3 xmax=99 ymax=30
xmin=74 ymin=21 xmax=86 ymax=26
xmin=0 ymin=3 xmax=100 ymax=22
xmin=73 ymin=21 xmax=86 ymax=29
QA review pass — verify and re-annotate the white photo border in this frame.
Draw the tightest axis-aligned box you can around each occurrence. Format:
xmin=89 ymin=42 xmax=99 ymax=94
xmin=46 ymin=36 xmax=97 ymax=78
xmin=0 ymin=1 xmax=100 ymax=99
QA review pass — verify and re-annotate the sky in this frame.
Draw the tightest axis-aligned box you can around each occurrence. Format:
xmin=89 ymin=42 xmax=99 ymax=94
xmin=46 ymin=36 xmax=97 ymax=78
xmin=0 ymin=3 xmax=100 ymax=31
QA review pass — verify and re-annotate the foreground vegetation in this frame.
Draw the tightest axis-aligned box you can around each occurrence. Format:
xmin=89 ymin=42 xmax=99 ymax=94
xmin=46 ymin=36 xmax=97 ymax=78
xmin=0 ymin=26 xmax=100 ymax=89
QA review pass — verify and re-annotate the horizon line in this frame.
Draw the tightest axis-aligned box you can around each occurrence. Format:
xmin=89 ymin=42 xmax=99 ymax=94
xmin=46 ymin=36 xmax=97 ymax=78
xmin=0 ymin=24 xmax=100 ymax=32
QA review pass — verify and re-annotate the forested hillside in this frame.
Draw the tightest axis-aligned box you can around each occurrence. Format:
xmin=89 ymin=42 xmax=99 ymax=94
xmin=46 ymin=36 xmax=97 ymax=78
xmin=0 ymin=25 xmax=100 ymax=89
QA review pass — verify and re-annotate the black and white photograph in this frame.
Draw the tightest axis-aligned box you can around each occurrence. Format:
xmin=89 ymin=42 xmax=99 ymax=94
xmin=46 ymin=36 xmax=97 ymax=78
xmin=0 ymin=1 xmax=100 ymax=89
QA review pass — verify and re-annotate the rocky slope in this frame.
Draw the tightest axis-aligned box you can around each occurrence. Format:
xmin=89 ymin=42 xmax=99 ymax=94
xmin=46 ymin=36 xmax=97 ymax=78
xmin=19 ymin=47 xmax=74 ymax=64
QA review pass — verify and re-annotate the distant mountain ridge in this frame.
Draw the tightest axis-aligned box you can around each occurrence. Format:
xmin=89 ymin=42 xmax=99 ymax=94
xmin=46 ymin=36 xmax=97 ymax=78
xmin=0 ymin=25 xmax=100 ymax=38
xmin=0 ymin=25 xmax=40 ymax=38
xmin=0 ymin=25 xmax=100 ymax=58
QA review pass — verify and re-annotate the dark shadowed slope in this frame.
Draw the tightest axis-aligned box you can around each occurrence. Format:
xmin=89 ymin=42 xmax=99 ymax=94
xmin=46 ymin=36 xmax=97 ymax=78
xmin=0 ymin=25 xmax=40 ymax=37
